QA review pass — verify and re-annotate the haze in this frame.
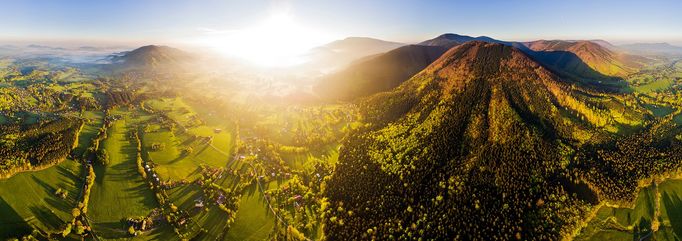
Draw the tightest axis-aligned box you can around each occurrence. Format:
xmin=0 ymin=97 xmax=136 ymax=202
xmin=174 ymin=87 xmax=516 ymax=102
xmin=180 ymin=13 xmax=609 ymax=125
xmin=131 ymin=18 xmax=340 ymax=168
xmin=1 ymin=0 xmax=681 ymax=66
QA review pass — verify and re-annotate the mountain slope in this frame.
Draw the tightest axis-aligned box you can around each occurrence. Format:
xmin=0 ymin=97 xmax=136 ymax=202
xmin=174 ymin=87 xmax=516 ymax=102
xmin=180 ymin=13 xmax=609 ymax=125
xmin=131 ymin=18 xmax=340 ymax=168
xmin=305 ymin=37 xmax=405 ymax=71
xmin=314 ymin=45 xmax=448 ymax=100
xmin=111 ymin=45 xmax=192 ymax=71
xmin=323 ymin=41 xmax=647 ymax=240
xmin=524 ymin=40 xmax=651 ymax=77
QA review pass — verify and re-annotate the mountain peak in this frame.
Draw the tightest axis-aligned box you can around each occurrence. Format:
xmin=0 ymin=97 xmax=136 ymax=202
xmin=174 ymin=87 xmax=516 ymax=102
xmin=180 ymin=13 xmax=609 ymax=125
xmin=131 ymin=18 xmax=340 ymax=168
xmin=424 ymin=41 xmax=552 ymax=87
xmin=419 ymin=33 xmax=506 ymax=49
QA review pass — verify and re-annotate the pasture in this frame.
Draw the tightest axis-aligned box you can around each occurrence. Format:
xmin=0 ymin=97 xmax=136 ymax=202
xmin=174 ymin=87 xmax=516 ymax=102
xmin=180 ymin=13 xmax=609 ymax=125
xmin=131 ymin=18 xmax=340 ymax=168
xmin=0 ymin=159 xmax=83 ymax=239
xmin=87 ymin=110 xmax=157 ymax=239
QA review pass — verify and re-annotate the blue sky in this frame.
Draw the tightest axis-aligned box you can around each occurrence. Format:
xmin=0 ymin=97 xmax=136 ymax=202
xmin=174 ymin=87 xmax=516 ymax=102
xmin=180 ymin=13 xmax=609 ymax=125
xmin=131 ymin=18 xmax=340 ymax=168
xmin=0 ymin=0 xmax=680 ymax=46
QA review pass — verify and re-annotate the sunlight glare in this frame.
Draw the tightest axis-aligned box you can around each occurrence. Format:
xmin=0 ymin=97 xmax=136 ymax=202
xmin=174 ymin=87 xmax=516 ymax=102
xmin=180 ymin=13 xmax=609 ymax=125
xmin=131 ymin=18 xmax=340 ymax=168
xmin=198 ymin=13 xmax=333 ymax=67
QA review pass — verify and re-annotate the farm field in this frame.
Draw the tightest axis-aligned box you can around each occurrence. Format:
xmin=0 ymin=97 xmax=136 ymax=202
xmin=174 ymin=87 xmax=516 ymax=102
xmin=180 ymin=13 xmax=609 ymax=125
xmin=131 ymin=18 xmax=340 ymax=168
xmin=576 ymin=179 xmax=682 ymax=240
xmin=225 ymin=182 xmax=278 ymax=241
xmin=88 ymin=109 xmax=158 ymax=239
xmin=0 ymin=159 xmax=83 ymax=239
xmin=142 ymin=97 xmax=235 ymax=181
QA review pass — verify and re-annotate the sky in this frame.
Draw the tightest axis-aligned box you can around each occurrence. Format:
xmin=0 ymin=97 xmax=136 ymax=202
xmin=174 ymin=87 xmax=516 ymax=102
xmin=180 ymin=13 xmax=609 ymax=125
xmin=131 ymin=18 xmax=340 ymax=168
xmin=0 ymin=0 xmax=680 ymax=49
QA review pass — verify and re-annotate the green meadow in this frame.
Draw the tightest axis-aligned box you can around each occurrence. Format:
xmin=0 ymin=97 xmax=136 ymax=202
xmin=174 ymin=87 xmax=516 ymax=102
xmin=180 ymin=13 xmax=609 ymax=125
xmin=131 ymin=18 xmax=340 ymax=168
xmin=576 ymin=180 xmax=682 ymax=240
xmin=225 ymin=182 xmax=278 ymax=241
xmin=88 ymin=110 xmax=157 ymax=239
xmin=0 ymin=159 xmax=83 ymax=239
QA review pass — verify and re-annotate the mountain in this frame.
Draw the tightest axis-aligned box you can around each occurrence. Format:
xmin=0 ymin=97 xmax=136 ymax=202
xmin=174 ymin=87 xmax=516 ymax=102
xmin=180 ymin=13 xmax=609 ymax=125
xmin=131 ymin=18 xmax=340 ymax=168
xmin=314 ymin=34 xmax=645 ymax=101
xmin=323 ymin=41 xmax=646 ymax=240
xmin=110 ymin=45 xmax=193 ymax=71
xmin=418 ymin=33 xmax=506 ymax=49
xmin=314 ymin=45 xmax=448 ymax=100
xmin=305 ymin=37 xmax=405 ymax=71
xmin=618 ymin=42 xmax=682 ymax=56
xmin=523 ymin=40 xmax=651 ymax=77
xmin=312 ymin=34 xmax=515 ymax=101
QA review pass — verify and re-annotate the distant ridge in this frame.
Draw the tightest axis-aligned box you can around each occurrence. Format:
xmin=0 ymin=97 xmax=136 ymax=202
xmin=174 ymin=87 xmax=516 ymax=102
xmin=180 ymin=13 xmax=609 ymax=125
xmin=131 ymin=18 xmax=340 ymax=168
xmin=619 ymin=42 xmax=682 ymax=55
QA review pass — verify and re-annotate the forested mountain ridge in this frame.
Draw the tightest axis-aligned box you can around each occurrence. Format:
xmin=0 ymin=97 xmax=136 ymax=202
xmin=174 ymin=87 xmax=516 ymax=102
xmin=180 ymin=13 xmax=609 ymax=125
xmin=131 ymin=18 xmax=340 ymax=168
xmin=418 ymin=33 xmax=506 ymax=49
xmin=322 ymin=41 xmax=656 ymax=240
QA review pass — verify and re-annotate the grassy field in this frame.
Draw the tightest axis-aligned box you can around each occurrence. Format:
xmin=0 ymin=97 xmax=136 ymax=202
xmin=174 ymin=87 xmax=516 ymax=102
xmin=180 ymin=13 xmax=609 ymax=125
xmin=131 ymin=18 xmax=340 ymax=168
xmin=225 ymin=182 xmax=277 ymax=241
xmin=657 ymin=179 xmax=682 ymax=237
xmin=167 ymin=184 xmax=231 ymax=240
xmin=634 ymin=78 xmax=675 ymax=93
xmin=575 ymin=186 xmax=656 ymax=240
xmin=643 ymin=103 xmax=675 ymax=117
xmin=165 ymin=180 xmax=278 ymax=241
xmin=279 ymin=144 xmax=340 ymax=170
xmin=575 ymin=178 xmax=682 ymax=241
xmin=88 ymin=110 xmax=158 ymax=239
xmin=0 ymin=159 xmax=83 ymax=239
xmin=145 ymin=97 xmax=196 ymax=127
xmin=142 ymin=97 xmax=235 ymax=181
xmin=73 ymin=110 xmax=104 ymax=157
xmin=142 ymin=126 xmax=234 ymax=181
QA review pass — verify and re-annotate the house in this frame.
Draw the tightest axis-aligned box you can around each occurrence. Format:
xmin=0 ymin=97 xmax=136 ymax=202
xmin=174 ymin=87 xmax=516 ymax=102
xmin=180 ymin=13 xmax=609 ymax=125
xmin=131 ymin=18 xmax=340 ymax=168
xmin=194 ymin=199 xmax=204 ymax=208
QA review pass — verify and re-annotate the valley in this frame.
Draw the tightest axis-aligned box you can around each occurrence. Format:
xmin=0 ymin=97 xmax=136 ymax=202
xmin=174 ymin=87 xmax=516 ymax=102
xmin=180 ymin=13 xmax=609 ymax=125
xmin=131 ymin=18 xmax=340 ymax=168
xmin=2 ymin=32 xmax=682 ymax=241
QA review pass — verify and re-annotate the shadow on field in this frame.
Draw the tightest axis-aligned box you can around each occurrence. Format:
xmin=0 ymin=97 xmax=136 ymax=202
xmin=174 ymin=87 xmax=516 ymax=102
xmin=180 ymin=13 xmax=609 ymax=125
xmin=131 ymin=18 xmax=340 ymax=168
xmin=197 ymin=143 xmax=211 ymax=156
xmin=93 ymin=221 xmax=127 ymax=239
xmin=29 ymin=205 xmax=63 ymax=231
xmin=168 ymin=154 xmax=186 ymax=164
xmin=662 ymin=191 xmax=682 ymax=238
xmin=0 ymin=197 xmax=32 ymax=240
xmin=93 ymin=164 xmax=107 ymax=185
xmin=632 ymin=217 xmax=652 ymax=241
xmin=56 ymin=163 xmax=79 ymax=182
xmin=31 ymin=175 xmax=54 ymax=194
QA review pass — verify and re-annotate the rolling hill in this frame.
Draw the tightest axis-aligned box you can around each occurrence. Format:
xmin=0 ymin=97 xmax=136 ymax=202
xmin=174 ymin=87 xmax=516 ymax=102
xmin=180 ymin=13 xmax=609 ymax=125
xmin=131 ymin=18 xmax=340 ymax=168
xmin=314 ymin=45 xmax=448 ymax=100
xmin=323 ymin=41 xmax=647 ymax=240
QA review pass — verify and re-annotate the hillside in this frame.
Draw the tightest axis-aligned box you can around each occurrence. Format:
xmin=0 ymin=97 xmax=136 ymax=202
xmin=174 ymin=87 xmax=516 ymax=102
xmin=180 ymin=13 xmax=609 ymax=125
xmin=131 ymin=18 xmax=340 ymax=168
xmin=323 ymin=41 xmax=649 ymax=240
xmin=305 ymin=37 xmax=405 ymax=71
xmin=524 ymin=40 xmax=651 ymax=77
xmin=110 ymin=45 xmax=193 ymax=71
xmin=314 ymin=45 xmax=447 ymax=100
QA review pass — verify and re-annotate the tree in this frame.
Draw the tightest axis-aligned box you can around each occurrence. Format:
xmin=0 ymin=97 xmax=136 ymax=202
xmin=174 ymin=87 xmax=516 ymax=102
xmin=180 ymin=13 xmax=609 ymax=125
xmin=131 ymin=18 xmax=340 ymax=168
xmin=71 ymin=208 xmax=81 ymax=218
xmin=62 ymin=223 xmax=72 ymax=237
xmin=96 ymin=148 xmax=109 ymax=166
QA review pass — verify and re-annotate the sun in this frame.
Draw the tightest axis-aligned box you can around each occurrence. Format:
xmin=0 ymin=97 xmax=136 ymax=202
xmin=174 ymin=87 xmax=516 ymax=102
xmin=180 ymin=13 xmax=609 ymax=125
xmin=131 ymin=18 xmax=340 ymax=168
xmin=198 ymin=13 xmax=333 ymax=67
